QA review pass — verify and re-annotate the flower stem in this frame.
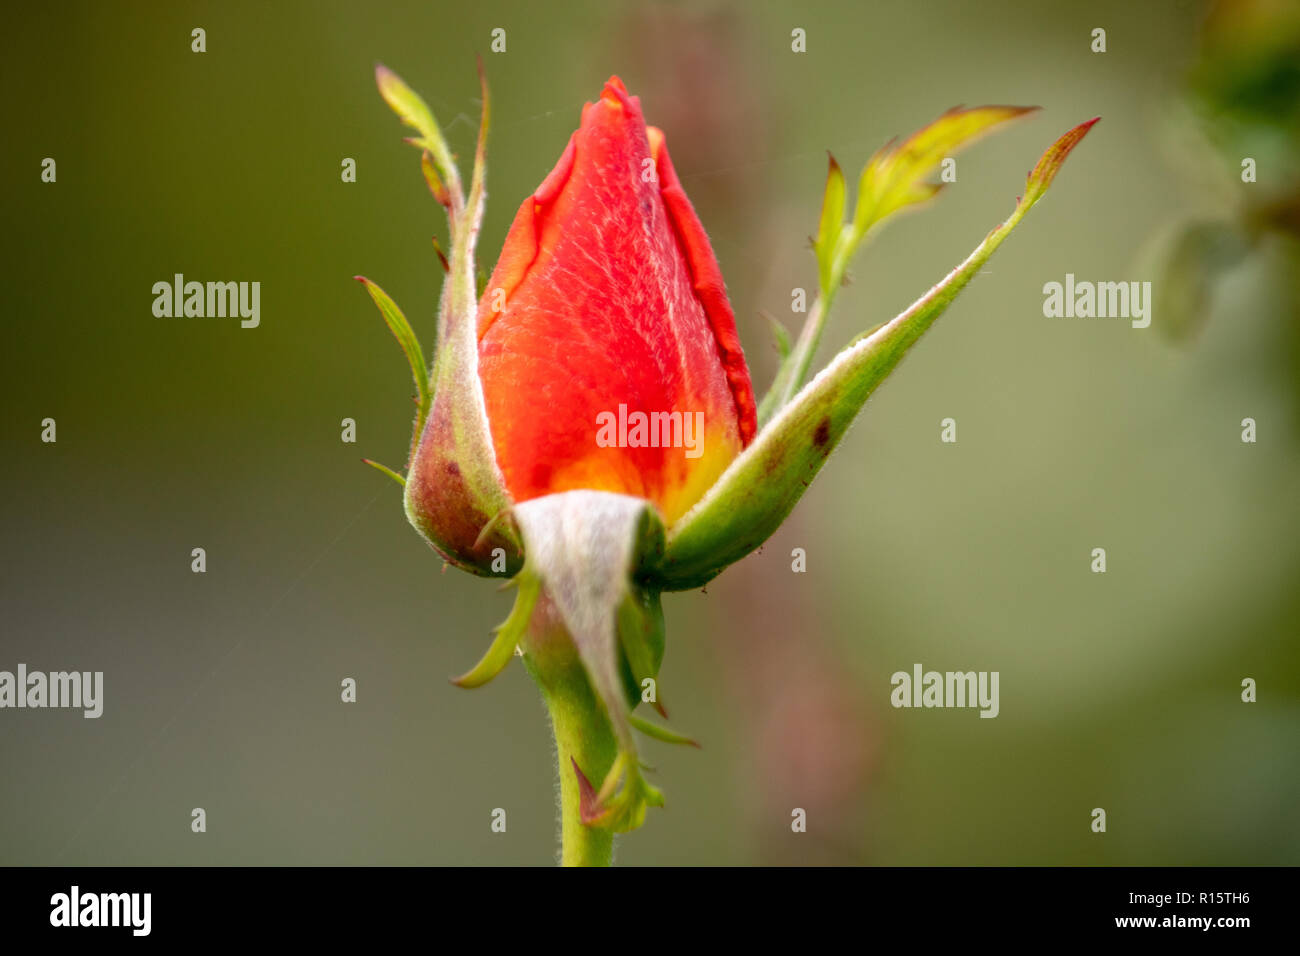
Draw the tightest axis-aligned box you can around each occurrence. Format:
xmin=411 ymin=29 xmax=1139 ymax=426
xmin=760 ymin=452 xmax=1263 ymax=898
xmin=545 ymin=678 xmax=616 ymax=866
xmin=520 ymin=594 xmax=617 ymax=866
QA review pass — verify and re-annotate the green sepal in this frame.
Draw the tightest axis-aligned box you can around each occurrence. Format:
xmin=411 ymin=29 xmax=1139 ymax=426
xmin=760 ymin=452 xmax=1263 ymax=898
xmin=616 ymin=587 xmax=666 ymax=716
xmin=575 ymin=751 xmax=666 ymax=833
xmin=450 ymin=571 xmax=540 ymax=688
xmin=375 ymin=63 xmax=462 ymax=205
xmin=814 ymin=152 xmax=846 ymax=294
xmin=653 ymin=118 xmax=1100 ymax=590
xmin=629 ymin=713 xmax=700 ymax=748
xmin=361 ymin=458 xmax=406 ymax=487
xmin=420 ymin=150 xmax=450 ymax=207
xmin=764 ymin=310 xmax=792 ymax=360
xmin=353 ymin=276 xmax=431 ymax=465
xmin=513 ymin=491 xmax=669 ymax=833
xmin=391 ymin=62 xmax=520 ymax=575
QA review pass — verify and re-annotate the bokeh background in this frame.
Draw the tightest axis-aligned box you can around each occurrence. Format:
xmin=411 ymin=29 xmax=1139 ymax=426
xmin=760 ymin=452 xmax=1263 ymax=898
xmin=2 ymin=0 xmax=1297 ymax=865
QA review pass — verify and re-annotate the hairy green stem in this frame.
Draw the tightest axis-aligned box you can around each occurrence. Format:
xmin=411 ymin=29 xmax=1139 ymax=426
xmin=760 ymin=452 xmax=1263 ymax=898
xmin=546 ymin=677 xmax=616 ymax=866
xmin=521 ymin=594 xmax=617 ymax=866
xmin=757 ymin=264 xmax=846 ymax=427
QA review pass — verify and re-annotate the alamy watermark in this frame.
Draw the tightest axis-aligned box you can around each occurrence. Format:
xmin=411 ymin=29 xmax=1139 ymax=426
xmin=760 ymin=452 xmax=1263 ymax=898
xmin=1042 ymin=274 xmax=1151 ymax=329
xmin=152 ymin=273 xmax=260 ymax=328
xmin=0 ymin=664 xmax=103 ymax=718
xmin=50 ymin=886 xmax=150 ymax=936
xmin=891 ymin=663 xmax=999 ymax=718
xmin=595 ymin=404 xmax=705 ymax=459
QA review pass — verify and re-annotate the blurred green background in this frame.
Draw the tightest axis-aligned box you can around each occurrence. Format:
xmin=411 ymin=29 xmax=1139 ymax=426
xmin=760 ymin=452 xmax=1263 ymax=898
xmin=2 ymin=0 xmax=1297 ymax=865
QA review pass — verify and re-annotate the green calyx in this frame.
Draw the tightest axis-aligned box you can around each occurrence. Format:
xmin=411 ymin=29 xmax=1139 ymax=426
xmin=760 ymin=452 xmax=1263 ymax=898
xmin=448 ymin=491 xmax=694 ymax=858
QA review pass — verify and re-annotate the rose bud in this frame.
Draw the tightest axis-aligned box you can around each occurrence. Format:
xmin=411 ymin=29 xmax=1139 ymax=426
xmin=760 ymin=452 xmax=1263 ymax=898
xmin=474 ymin=77 xmax=756 ymax=528
xmin=358 ymin=62 xmax=1096 ymax=862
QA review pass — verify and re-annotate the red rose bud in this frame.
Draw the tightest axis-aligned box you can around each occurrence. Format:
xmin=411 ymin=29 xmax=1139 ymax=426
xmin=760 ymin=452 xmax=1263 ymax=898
xmin=401 ymin=76 xmax=756 ymax=572
xmin=365 ymin=63 xmax=1098 ymax=856
xmin=475 ymin=77 xmax=757 ymax=526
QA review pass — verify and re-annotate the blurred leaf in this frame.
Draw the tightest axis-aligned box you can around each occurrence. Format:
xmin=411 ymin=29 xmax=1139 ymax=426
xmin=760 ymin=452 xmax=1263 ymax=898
xmin=1140 ymin=219 xmax=1250 ymax=342
xmin=1188 ymin=0 xmax=1300 ymax=134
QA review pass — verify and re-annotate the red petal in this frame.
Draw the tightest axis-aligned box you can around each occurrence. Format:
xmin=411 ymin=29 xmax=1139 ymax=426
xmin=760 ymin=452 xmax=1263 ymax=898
xmin=475 ymin=77 xmax=756 ymax=523
xmin=650 ymin=126 xmax=757 ymax=445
